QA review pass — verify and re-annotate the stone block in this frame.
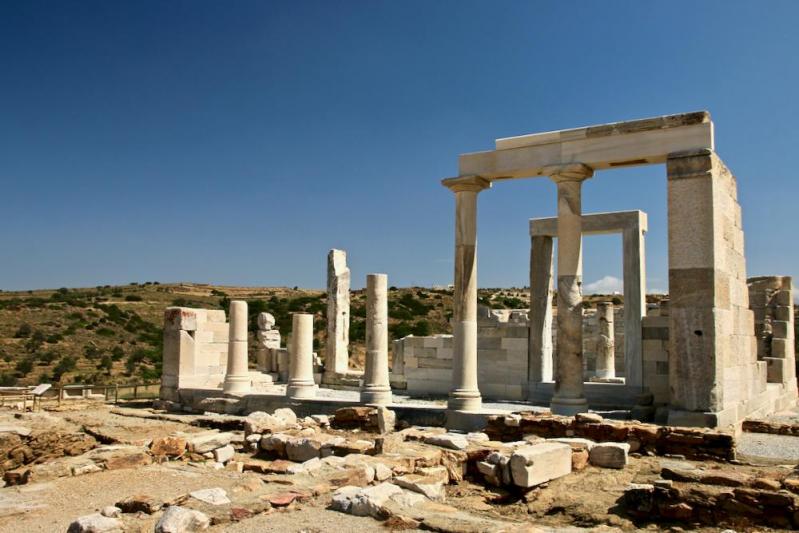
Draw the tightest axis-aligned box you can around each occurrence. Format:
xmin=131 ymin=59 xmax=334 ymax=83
xmin=771 ymin=321 xmax=792 ymax=339
xmin=772 ymin=338 xmax=794 ymax=359
xmin=775 ymin=306 xmax=793 ymax=321
xmin=501 ymin=338 xmax=528 ymax=351
xmin=588 ymin=442 xmax=629 ymax=469
xmin=508 ymin=442 xmax=571 ymax=488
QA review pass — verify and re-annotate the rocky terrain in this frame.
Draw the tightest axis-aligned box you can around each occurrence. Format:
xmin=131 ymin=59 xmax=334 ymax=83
xmin=0 ymin=400 xmax=797 ymax=532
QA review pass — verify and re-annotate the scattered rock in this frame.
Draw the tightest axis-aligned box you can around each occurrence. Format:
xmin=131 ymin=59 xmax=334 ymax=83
xmin=155 ymin=506 xmax=210 ymax=533
xmin=373 ymin=462 xmax=393 ymax=481
xmin=589 ymin=442 xmax=630 ymax=469
xmin=67 ymin=513 xmax=123 ymax=533
xmin=189 ymin=487 xmax=231 ymax=506
xmin=259 ymin=433 xmax=290 ymax=456
xmin=311 ymin=414 xmax=330 ymax=426
xmin=393 ymin=471 xmax=447 ymax=500
xmin=116 ymin=494 xmax=163 ymax=514
xmin=268 ymin=492 xmax=299 ymax=507
xmin=0 ymin=425 xmax=31 ymax=437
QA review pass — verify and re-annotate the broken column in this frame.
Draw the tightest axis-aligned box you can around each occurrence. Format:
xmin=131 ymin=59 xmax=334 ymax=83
xmin=549 ymin=164 xmax=593 ymax=416
xmin=442 ymin=175 xmax=491 ymax=412
xmin=595 ymin=301 xmax=615 ymax=379
xmin=325 ymin=249 xmax=351 ymax=379
xmin=287 ymin=313 xmax=317 ymax=399
xmin=255 ymin=312 xmax=281 ymax=372
xmin=361 ymin=273 xmax=392 ymax=405
xmin=223 ymin=300 xmax=251 ymax=395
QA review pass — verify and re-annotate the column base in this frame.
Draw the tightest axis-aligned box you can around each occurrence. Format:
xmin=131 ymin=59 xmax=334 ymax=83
xmin=286 ymin=380 xmax=317 ymax=400
xmin=550 ymin=396 xmax=589 ymax=416
xmin=448 ymin=389 xmax=482 ymax=411
xmin=360 ymin=386 xmax=392 ymax=405
xmin=222 ymin=375 xmax=251 ymax=395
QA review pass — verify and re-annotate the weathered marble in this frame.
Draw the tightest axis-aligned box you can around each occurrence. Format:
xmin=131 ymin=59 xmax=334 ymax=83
xmin=595 ymin=302 xmax=615 ymax=379
xmin=223 ymin=301 xmax=251 ymax=395
xmin=361 ymin=274 xmax=392 ymax=405
xmin=325 ymin=249 xmax=350 ymax=378
xmin=287 ymin=313 xmax=317 ymax=399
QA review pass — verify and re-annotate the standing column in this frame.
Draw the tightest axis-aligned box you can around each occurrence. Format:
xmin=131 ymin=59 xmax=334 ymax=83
xmin=529 ymin=235 xmax=555 ymax=385
xmin=595 ymin=301 xmax=615 ymax=379
xmin=223 ymin=300 xmax=251 ymax=394
xmin=442 ymin=175 xmax=491 ymax=411
xmin=549 ymin=164 xmax=593 ymax=415
xmin=287 ymin=313 xmax=317 ymax=399
xmin=622 ymin=215 xmax=647 ymax=387
xmin=361 ymin=273 xmax=392 ymax=405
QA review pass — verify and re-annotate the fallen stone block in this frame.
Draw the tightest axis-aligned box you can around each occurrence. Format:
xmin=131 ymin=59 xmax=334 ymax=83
xmin=213 ymin=445 xmax=234 ymax=464
xmin=509 ymin=442 xmax=571 ymax=488
xmin=259 ymin=433 xmax=290 ymax=457
xmin=186 ymin=433 xmax=234 ymax=454
xmin=155 ymin=506 xmax=210 ymax=532
xmin=589 ymin=442 xmax=629 ymax=469
xmin=423 ymin=433 xmax=469 ymax=451
xmin=100 ymin=506 xmax=121 ymax=518
xmin=67 ymin=513 xmax=123 ymax=533
xmin=376 ymin=407 xmax=396 ymax=434
xmin=71 ymin=463 xmax=102 ymax=477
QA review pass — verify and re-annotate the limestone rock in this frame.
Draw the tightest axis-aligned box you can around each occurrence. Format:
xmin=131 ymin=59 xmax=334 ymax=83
xmin=351 ymin=482 xmax=403 ymax=517
xmin=373 ymin=462 xmax=393 ymax=481
xmin=273 ymin=408 xmax=298 ymax=426
xmin=423 ymin=433 xmax=469 ymax=451
xmin=330 ymin=486 xmax=362 ymax=514
xmin=393 ymin=469 xmax=447 ymax=500
xmin=71 ymin=463 xmax=102 ymax=476
xmin=311 ymin=414 xmax=330 ymax=426
xmin=259 ymin=433 xmax=290 ymax=457
xmin=575 ymin=413 xmax=603 ymax=424
xmin=257 ymin=312 xmax=276 ymax=330
xmin=67 ymin=513 xmax=123 ymax=533
xmin=186 ymin=433 xmax=234 ymax=454
xmin=155 ymin=506 xmax=210 ymax=532
xmin=509 ymin=442 xmax=572 ymax=488
xmin=588 ymin=442 xmax=629 ymax=469
xmin=189 ymin=487 xmax=231 ymax=506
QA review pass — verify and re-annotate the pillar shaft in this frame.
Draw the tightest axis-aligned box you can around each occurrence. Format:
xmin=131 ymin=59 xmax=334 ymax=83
xmin=361 ymin=273 xmax=392 ymax=405
xmin=529 ymin=235 xmax=555 ymax=385
xmin=549 ymin=164 xmax=593 ymax=415
xmin=287 ymin=313 xmax=317 ymax=399
xmin=443 ymin=175 xmax=491 ymax=412
xmin=622 ymin=225 xmax=646 ymax=387
xmin=223 ymin=300 xmax=251 ymax=394
xmin=595 ymin=301 xmax=615 ymax=379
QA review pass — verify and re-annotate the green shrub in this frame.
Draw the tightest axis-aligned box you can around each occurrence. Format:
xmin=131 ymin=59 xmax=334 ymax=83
xmin=98 ymin=355 xmax=113 ymax=373
xmin=15 ymin=358 xmax=34 ymax=376
xmin=0 ymin=373 xmax=17 ymax=387
xmin=96 ymin=327 xmax=115 ymax=337
xmin=111 ymin=346 xmax=125 ymax=361
xmin=124 ymin=295 xmax=143 ymax=302
xmin=52 ymin=356 xmax=77 ymax=381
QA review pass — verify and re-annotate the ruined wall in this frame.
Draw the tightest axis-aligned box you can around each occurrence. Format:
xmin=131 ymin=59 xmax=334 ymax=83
xmin=160 ymin=307 xmax=229 ymax=401
xmin=748 ymin=276 xmax=797 ymax=397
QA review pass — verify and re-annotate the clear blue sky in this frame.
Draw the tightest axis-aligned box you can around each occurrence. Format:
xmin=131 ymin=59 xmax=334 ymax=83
xmin=2 ymin=1 xmax=798 ymax=293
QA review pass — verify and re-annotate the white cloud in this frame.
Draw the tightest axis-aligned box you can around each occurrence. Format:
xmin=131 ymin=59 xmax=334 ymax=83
xmin=584 ymin=275 xmax=623 ymax=295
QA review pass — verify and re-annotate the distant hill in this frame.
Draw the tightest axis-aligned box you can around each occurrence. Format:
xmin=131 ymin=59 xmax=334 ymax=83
xmin=0 ymin=282 xmax=639 ymax=387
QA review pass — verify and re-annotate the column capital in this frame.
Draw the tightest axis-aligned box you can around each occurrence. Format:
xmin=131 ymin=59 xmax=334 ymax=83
xmin=442 ymin=175 xmax=492 ymax=193
xmin=545 ymin=163 xmax=594 ymax=183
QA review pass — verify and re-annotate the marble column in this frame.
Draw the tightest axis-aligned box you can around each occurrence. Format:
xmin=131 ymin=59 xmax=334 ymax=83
xmin=287 ymin=313 xmax=317 ymax=399
xmin=595 ymin=301 xmax=615 ymax=379
xmin=622 ymin=222 xmax=646 ymax=387
xmin=549 ymin=164 xmax=593 ymax=415
xmin=529 ymin=235 xmax=555 ymax=384
xmin=223 ymin=300 xmax=251 ymax=394
xmin=361 ymin=273 xmax=392 ymax=405
xmin=442 ymin=175 xmax=491 ymax=411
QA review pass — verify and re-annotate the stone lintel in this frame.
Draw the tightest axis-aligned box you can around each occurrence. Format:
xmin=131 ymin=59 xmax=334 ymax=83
xmin=459 ymin=112 xmax=714 ymax=179
xmin=530 ymin=210 xmax=647 ymax=237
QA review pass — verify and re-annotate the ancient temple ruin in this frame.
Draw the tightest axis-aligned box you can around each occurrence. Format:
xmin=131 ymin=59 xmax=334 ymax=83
xmin=160 ymin=111 xmax=797 ymax=430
